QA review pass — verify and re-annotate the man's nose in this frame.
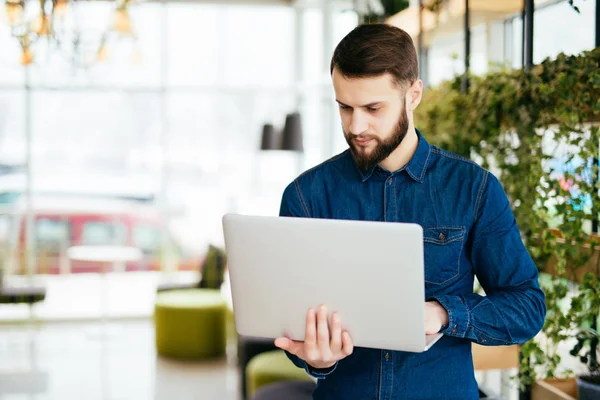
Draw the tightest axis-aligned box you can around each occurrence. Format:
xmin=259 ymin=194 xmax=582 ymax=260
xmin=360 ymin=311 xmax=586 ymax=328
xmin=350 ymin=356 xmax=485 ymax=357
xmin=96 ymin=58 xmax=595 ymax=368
xmin=349 ymin=111 xmax=368 ymax=135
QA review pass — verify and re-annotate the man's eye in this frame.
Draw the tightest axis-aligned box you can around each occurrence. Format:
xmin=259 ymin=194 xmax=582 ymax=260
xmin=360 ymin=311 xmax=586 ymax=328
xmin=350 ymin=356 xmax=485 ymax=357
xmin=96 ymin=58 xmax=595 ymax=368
xmin=367 ymin=107 xmax=379 ymax=112
xmin=339 ymin=105 xmax=351 ymax=110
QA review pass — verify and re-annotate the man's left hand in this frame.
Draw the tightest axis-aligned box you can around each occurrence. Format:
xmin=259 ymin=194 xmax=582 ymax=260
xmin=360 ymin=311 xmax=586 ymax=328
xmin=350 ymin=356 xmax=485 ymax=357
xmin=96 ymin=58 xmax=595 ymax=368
xmin=425 ymin=301 xmax=449 ymax=334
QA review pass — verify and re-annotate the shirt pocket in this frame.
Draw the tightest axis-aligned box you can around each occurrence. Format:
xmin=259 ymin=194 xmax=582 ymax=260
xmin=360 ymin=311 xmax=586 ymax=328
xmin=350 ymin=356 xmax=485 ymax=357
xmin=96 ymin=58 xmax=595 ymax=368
xmin=423 ymin=226 xmax=465 ymax=285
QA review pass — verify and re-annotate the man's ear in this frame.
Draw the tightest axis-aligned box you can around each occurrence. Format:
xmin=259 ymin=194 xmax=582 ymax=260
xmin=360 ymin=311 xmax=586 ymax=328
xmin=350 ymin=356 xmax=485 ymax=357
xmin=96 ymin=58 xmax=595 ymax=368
xmin=406 ymin=79 xmax=423 ymax=112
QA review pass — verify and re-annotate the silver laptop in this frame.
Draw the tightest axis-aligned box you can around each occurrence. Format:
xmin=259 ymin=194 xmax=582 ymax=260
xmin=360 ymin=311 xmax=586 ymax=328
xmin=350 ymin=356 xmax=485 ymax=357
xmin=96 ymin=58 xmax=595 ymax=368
xmin=222 ymin=213 xmax=443 ymax=353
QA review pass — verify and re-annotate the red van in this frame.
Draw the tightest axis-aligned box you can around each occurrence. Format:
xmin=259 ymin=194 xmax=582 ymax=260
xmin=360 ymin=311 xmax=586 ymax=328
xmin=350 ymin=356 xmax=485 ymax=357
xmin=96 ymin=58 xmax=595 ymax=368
xmin=0 ymin=194 xmax=199 ymax=275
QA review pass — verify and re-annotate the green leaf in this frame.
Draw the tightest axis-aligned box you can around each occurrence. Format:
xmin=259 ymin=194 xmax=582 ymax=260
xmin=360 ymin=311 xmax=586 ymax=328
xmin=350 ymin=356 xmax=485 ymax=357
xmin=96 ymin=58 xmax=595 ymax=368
xmin=415 ymin=47 xmax=600 ymax=384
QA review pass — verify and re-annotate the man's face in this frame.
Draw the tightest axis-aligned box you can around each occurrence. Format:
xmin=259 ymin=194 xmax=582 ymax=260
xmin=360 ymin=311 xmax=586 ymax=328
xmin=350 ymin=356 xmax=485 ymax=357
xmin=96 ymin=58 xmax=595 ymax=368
xmin=332 ymin=69 xmax=409 ymax=170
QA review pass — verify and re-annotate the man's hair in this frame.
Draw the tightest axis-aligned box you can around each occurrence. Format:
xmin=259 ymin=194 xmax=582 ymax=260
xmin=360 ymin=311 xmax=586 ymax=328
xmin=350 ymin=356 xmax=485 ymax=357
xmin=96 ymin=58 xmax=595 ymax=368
xmin=330 ymin=24 xmax=418 ymax=89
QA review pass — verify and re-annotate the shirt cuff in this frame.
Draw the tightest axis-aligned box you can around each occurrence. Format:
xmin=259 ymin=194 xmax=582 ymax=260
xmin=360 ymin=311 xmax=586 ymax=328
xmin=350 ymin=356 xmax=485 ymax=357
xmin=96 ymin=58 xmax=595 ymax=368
xmin=429 ymin=295 xmax=470 ymax=339
xmin=304 ymin=361 xmax=338 ymax=379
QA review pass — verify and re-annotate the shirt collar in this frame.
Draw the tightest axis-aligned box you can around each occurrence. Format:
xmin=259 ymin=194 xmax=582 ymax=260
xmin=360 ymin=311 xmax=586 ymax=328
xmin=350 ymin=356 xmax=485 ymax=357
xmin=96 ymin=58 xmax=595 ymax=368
xmin=355 ymin=129 xmax=432 ymax=183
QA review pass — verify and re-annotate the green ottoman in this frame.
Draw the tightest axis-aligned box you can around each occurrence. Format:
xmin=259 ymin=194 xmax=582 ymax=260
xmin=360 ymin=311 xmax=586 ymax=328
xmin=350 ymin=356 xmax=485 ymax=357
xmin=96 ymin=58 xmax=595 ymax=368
xmin=154 ymin=289 xmax=227 ymax=359
xmin=246 ymin=350 xmax=314 ymax=398
xmin=226 ymin=304 xmax=237 ymax=345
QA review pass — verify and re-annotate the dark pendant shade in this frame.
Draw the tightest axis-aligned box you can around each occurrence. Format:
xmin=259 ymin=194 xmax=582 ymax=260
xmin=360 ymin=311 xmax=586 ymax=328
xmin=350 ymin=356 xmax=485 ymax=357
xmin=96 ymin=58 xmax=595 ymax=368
xmin=281 ymin=112 xmax=304 ymax=152
xmin=260 ymin=123 xmax=279 ymax=150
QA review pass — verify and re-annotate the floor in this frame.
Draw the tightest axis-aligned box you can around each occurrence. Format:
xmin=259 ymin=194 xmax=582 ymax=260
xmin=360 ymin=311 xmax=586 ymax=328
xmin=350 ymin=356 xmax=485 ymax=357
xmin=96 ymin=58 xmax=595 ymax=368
xmin=0 ymin=317 xmax=529 ymax=400
xmin=0 ymin=319 xmax=240 ymax=400
xmin=0 ymin=272 xmax=202 ymax=322
xmin=0 ymin=270 xmax=526 ymax=400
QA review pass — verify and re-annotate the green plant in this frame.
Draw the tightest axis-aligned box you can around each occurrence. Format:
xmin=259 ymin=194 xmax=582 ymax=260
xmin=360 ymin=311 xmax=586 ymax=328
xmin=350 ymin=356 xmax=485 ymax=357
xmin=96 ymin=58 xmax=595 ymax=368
xmin=354 ymin=0 xmax=409 ymax=23
xmin=381 ymin=0 xmax=409 ymax=16
xmin=415 ymin=47 xmax=600 ymax=389
xmin=569 ymin=266 xmax=600 ymax=375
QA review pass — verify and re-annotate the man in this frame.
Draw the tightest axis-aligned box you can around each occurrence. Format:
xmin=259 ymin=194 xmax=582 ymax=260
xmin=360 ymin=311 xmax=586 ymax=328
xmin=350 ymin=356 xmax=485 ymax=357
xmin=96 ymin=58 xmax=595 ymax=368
xmin=274 ymin=24 xmax=546 ymax=400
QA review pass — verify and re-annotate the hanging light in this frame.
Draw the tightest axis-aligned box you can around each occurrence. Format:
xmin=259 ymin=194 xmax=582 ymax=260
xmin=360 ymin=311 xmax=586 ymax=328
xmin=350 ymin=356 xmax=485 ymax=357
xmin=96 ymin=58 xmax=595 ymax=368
xmin=4 ymin=0 xmax=139 ymax=67
xmin=30 ymin=0 xmax=53 ymax=37
xmin=97 ymin=41 xmax=109 ymax=62
xmin=113 ymin=0 xmax=134 ymax=35
xmin=5 ymin=0 xmax=24 ymax=26
xmin=260 ymin=123 xmax=280 ymax=151
xmin=52 ymin=0 xmax=67 ymax=17
xmin=281 ymin=112 xmax=304 ymax=152
xmin=31 ymin=15 xmax=51 ymax=36
xmin=114 ymin=10 xmax=132 ymax=34
xmin=94 ymin=0 xmax=137 ymax=63
xmin=19 ymin=36 xmax=34 ymax=65
xmin=21 ymin=47 xmax=34 ymax=65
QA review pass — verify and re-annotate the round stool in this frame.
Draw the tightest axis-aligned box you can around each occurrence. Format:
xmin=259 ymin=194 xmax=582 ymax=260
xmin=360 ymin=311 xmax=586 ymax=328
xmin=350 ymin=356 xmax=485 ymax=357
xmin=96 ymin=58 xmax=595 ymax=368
xmin=226 ymin=304 xmax=237 ymax=344
xmin=154 ymin=289 xmax=226 ymax=359
xmin=245 ymin=350 xmax=314 ymax=398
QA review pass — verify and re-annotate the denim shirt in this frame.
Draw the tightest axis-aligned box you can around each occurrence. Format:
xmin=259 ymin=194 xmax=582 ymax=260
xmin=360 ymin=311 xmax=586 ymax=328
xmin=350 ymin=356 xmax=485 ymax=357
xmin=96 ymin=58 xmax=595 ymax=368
xmin=278 ymin=131 xmax=546 ymax=400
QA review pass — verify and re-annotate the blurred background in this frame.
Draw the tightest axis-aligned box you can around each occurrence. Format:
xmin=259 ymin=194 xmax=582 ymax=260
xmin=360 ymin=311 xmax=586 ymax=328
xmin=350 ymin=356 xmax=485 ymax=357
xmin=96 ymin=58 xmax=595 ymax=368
xmin=0 ymin=0 xmax=597 ymax=399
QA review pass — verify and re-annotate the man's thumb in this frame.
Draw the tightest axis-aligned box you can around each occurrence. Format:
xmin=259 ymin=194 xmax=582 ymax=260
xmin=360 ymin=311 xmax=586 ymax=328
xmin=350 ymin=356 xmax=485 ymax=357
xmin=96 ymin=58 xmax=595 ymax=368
xmin=274 ymin=337 xmax=298 ymax=354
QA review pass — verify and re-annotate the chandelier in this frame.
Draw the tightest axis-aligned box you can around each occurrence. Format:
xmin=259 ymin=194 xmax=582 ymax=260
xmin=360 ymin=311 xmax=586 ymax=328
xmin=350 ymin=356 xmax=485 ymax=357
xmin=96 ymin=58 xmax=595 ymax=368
xmin=1 ymin=0 xmax=138 ymax=67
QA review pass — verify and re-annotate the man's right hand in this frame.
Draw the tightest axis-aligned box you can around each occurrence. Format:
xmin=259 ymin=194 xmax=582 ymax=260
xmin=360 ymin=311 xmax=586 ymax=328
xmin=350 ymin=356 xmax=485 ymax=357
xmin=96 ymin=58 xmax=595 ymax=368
xmin=274 ymin=305 xmax=354 ymax=370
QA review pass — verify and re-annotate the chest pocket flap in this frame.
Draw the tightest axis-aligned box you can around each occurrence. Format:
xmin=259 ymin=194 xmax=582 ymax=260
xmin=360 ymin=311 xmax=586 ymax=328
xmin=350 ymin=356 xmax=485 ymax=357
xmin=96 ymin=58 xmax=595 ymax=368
xmin=423 ymin=226 xmax=465 ymax=285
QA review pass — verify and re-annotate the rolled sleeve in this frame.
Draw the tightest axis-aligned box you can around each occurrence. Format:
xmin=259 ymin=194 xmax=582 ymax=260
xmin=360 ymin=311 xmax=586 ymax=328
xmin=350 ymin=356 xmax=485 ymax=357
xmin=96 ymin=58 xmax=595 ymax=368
xmin=305 ymin=360 xmax=338 ymax=379
xmin=430 ymin=294 xmax=470 ymax=339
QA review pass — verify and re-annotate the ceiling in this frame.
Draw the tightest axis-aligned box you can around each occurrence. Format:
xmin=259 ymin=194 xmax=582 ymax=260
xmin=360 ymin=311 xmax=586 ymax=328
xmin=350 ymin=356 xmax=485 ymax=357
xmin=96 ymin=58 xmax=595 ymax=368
xmin=387 ymin=0 xmax=560 ymax=45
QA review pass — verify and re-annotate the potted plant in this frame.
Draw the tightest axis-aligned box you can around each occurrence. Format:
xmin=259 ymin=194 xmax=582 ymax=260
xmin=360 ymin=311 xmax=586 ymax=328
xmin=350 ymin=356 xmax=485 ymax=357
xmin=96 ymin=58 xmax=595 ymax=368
xmin=569 ymin=267 xmax=600 ymax=399
xmin=414 ymin=43 xmax=600 ymax=398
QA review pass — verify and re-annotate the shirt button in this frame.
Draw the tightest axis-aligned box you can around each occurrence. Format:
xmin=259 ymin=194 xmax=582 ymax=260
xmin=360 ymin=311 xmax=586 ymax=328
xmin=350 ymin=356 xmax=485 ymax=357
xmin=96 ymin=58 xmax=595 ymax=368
xmin=387 ymin=178 xmax=392 ymax=185
xmin=438 ymin=233 xmax=446 ymax=241
xmin=385 ymin=352 xmax=390 ymax=361
xmin=451 ymin=326 xmax=457 ymax=334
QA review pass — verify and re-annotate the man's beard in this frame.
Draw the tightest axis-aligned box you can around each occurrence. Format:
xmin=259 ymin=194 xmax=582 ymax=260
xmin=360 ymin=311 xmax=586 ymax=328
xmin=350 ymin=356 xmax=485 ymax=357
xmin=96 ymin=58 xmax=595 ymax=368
xmin=344 ymin=104 xmax=409 ymax=171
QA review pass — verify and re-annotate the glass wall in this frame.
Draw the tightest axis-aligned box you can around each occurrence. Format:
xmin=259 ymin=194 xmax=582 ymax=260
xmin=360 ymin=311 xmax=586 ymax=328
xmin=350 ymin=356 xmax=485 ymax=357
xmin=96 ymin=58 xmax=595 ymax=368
xmin=0 ymin=1 xmax=358 ymax=320
xmin=3 ymin=0 xmax=594 ymax=321
xmin=424 ymin=0 xmax=597 ymax=85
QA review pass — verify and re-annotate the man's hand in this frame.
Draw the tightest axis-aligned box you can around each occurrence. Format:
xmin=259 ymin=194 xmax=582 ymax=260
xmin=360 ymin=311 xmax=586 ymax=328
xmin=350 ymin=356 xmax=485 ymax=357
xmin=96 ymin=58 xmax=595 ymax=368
xmin=274 ymin=305 xmax=354 ymax=370
xmin=425 ymin=301 xmax=449 ymax=334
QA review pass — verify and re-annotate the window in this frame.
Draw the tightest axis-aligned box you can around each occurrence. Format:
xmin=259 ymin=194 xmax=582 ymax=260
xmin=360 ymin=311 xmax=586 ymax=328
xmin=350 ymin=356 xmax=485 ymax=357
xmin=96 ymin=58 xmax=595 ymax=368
xmin=82 ymin=221 xmax=127 ymax=246
xmin=0 ymin=192 xmax=20 ymax=204
xmin=133 ymin=223 xmax=160 ymax=254
xmin=35 ymin=218 xmax=71 ymax=251
xmin=533 ymin=0 xmax=596 ymax=64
